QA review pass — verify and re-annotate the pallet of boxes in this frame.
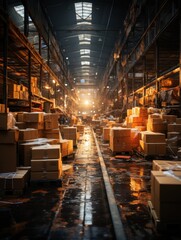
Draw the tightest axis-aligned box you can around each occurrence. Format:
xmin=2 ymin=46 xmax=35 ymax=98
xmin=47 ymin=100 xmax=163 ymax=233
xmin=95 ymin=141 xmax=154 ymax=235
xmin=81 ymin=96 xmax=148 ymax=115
xmin=31 ymin=144 xmax=62 ymax=186
xmin=149 ymin=160 xmax=181 ymax=231
xmin=110 ymin=127 xmax=132 ymax=155
xmin=0 ymin=113 xmax=30 ymax=195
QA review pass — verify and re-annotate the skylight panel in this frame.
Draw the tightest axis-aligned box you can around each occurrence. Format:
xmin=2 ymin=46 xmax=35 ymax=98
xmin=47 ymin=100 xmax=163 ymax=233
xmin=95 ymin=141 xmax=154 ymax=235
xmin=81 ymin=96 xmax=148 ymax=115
xmin=14 ymin=5 xmax=24 ymax=18
xmin=81 ymin=61 xmax=90 ymax=65
xmin=79 ymin=34 xmax=91 ymax=41
xmin=14 ymin=5 xmax=31 ymax=20
xmin=80 ymin=55 xmax=90 ymax=58
xmin=79 ymin=41 xmax=91 ymax=45
xmin=80 ymin=49 xmax=90 ymax=55
xmin=75 ymin=2 xmax=92 ymax=21
xmin=77 ymin=21 xmax=91 ymax=25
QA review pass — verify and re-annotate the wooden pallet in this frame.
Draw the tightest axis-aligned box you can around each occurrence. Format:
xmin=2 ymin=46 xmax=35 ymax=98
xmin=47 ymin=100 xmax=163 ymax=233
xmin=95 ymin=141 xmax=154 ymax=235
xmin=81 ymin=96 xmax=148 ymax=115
xmin=111 ymin=150 xmax=133 ymax=157
xmin=148 ymin=200 xmax=181 ymax=232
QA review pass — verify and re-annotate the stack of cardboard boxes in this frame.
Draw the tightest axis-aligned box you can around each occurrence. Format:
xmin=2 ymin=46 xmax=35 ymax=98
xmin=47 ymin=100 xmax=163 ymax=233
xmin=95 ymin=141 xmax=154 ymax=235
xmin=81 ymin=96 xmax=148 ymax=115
xmin=110 ymin=128 xmax=132 ymax=153
xmin=139 ymin=131 xmax=166 ymax=156
xmin=62 ymin=127 xmax=77 ymax=146
xmin=31 ymin=144 xmax=62 ymax=181
xmin=0 ymin=113 xmax=29 ymax=193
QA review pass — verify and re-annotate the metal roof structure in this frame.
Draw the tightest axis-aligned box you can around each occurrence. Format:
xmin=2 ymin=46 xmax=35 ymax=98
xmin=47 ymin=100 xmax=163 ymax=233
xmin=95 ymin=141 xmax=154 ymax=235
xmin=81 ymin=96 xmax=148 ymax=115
xmin=42 ymin=0 xmax=131 ymax=89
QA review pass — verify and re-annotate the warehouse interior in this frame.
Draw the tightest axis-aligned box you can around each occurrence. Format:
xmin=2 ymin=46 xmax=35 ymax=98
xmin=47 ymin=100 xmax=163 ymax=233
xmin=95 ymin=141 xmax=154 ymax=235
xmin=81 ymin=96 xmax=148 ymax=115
xmin=0 ymin=0 xmax=181 ymax=239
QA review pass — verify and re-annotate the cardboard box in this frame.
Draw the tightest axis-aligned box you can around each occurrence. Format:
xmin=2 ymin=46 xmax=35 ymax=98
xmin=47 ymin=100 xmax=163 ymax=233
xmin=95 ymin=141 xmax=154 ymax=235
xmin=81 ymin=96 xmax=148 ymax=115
xmin=19 ymin=129 xmax=38 ymax=141
xmin=0 ymin=129 xmax=19 ymax=143
xmin=31 ymin=171 xmax=61 ymax=181
xmin=26 ymin=122 xmax=44 ymax=130
xmin=167 ymin=132 xmax=180 ymax=139
xmin=44 ymin=121 xmax=59 ymax=130
xmin=110 ymin=128 xmax=131 ymax=138
xmin=31 ymin=144 xmax=60 ymax=159
xmin=161 ymin=115 xmax=177 ymax=123
xmin=103 ymin=128 xmax=110 ymax=141
xmin=0 ymin=144 xmax=17 ymax=173
xmin=0 ymin=169 xmax=29 ymax=190
xmin=127 ymin=109 xmax=132 ymax=116
xmin=0 ymin=113 xmax=15 ymax=130
xmin=139 ymin=140 xmax=166 ymax=155
xmin=154 ymin=174 xmax=181 ymax=221
xmin=19 ymin=140 xmax=49 ymax=166
xmin=147 ymin=122 xmax=167 ymax=133
xmin=67 ymin=139 xmax=73 ymax=155
xmin=152 ymin=160 xmax=181 ymax=171
xmin=44 ymin=129 xmax=60 ymax=139
xmin=63 ymin=127 xmax=77 ymax=146
xmin=44 ymin=113 xmax=59 ymax=122
xmin=168 ymin=124 xmax=181 ymax=133
xmin=141 ymin=131 xmax=165 ymax=143
xmin=110 ymin=136 xmax=132 ymax=152
xmin=176 ymin=118 xmax=181 ymax=124
xmin=16 ymin=122 xmax=26 ymax=129
xmin=59 ymin=140 xmax=68 ymax=157
xmin=76 ymin=125 xmax=85 ymax=133
xmin=23 ymin=112 xmax=44 ymax=123
xmin=31 ymin=158 xmax=62 ymax=172
xmin=151 ymin=171 xmax=164 ymax=208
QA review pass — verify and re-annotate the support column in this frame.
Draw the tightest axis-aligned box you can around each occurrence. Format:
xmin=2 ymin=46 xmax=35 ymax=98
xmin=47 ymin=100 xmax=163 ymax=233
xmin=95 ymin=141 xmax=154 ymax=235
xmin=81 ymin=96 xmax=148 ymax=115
xmin=24 ymin=5 xmax=29 ymax=37
xmin=28 ymin=51 xmax=32 ymax=112
xmin=180 ymin=18 xmax=181 ymax=88
xmin=155 ymin=41 xmax=159 ymax=108
xmin=132 ymin=68 xmax=135 ymax=107
xmin=2 ymin=0 xmax=8 ymax=113
xmin=143 ymin=56 xmax=146 ymax=106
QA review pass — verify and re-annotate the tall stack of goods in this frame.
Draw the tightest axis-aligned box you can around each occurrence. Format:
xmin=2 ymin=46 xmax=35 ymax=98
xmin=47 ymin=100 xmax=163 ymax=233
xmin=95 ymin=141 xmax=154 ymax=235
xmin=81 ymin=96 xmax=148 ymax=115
xmin=139 ymin=131 xmax=166 ymax=156
xmin=63 ymin=127 xmax=77 ymax=146
xmin=0 ymin=113 xmax=29 ymax=193
xmin=110 ymin=127 xmax=131 ymax=153
xmin=44 ymin=113 xmax=60 ymax=139
xmin=31 ymin=144 xmax=62 ymax=181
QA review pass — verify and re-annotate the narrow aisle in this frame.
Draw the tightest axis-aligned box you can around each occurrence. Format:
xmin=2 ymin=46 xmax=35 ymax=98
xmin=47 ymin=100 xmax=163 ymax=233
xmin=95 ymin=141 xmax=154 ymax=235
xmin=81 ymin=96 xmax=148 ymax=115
xmin=49 ymin=127 xmax=115 ymax=240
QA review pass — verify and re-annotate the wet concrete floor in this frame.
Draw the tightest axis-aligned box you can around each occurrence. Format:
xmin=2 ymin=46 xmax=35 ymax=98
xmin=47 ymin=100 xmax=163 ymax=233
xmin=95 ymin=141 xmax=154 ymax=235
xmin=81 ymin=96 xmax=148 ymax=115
xmin=0 ymin=126 xmax=181 ymax=240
